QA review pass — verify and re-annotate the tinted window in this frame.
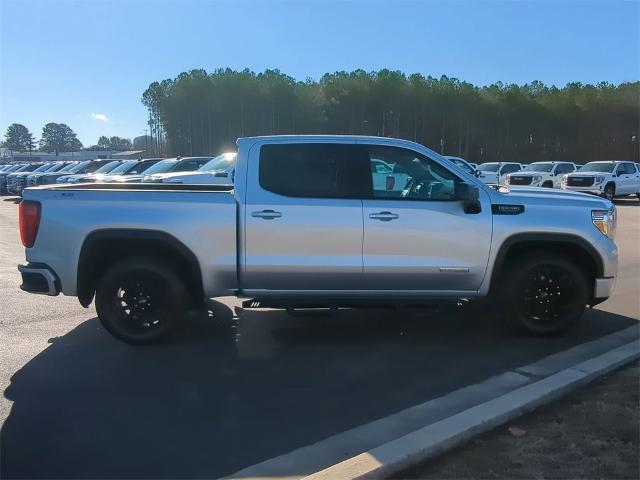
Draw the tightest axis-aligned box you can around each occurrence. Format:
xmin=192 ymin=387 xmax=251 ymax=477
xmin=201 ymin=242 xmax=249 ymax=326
xmin=259 ymin=143 xmax=371 ymax=199
xmin=500 ymin=164 xmax=519 ymax=174
xmin=622 ymin=163 xmax=636 ymax=174
xmin=173 ymin=158 xmax=211 ymax=172
xmin=368 ymin=146 xmax=458 ymax=201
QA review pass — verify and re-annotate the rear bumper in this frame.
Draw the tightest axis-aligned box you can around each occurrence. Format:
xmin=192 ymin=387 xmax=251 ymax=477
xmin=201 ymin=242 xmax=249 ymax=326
xmin=18 ymin=263 xmax=60 ymax=295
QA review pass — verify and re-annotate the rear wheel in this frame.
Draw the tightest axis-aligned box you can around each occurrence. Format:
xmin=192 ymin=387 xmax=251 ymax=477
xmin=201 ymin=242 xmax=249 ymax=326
xmin=501 ymin=253 xmax=588 ymax=336
xmin=95 ymin=256 xmax=188 ymax=344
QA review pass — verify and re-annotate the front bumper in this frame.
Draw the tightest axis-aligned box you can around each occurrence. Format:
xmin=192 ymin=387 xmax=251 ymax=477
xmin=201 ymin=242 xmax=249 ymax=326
xmin=562 ymin=185 xmax=604 ymax=195
xmin=18 ymin=263 xmax=60 ymax=295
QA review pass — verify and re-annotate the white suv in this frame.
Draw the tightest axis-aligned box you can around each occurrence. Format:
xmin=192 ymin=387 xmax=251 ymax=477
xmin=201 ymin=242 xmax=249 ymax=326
xmin=562 ymin=160 xmax=640 ymax=200
xmin=505 ymin=161 xmax=576 ymax=188
xmin=476 ymin=162 xmax=522 ymax=185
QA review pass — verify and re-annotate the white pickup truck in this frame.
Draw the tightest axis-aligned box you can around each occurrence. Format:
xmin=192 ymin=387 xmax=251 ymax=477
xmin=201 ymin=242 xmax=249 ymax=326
xmin=18 ymin=135 xmax=618 ymax=344
xmin=505 ymin=161 xmax=577 ymax=188
xmin=562 ymin=160 xmax=640 ymax=200
xmin=476 ymin=162 xmax=522 ymax=185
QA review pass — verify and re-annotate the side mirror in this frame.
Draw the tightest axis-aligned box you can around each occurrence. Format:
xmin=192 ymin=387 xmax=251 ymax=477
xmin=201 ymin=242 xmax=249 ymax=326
xmin=455 ymin=182 xmax=482 ymax=214
xmin=474 ymin=170 xmax=482 ymax=177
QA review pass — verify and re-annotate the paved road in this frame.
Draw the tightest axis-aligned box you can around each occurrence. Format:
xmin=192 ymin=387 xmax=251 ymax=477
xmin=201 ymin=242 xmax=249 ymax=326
xmin=0 ymin=197 xmax=638 ymax=479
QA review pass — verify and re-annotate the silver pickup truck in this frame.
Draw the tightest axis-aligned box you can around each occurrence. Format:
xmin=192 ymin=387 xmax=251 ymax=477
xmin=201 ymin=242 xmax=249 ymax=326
xmin=18 ymin=136 xmax=618 ymax=344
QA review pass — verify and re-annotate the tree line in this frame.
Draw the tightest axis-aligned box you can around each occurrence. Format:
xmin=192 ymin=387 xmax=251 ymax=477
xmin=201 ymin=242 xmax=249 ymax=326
xmin=2 ymin=123 xmax=132 ymax=155
xmin=142 ymin=68 xmax=639 ymax=163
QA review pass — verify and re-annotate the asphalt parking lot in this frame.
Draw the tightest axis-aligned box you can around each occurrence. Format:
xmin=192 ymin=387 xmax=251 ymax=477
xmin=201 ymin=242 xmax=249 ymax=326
xmin=0 ymin=196 xmax=638 ymax=479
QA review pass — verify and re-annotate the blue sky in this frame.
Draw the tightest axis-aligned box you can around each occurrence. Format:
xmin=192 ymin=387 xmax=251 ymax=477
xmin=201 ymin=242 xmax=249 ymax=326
xmin=1 ymin=0 xmax=638 ymax=146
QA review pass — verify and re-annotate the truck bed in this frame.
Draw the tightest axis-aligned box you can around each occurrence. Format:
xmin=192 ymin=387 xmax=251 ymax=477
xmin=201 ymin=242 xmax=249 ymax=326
xmin=21 ymin=184 xmax=238 ymax=297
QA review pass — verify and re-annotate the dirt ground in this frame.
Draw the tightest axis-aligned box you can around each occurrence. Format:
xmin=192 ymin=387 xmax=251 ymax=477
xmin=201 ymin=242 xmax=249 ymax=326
xmin=401 ymin=361 xmax=639 ymax=479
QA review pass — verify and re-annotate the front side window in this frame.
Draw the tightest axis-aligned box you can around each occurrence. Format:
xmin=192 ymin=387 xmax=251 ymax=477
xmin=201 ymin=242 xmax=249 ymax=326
xmin=478 ymin=163 xmax=500 ymax=172
xmin=368 ymin=146 xmax=458 ymax=201
xmin=622 ymin=162 xmax=636 ymax=174
xmin=259 ymin=143 xmax=370 ymax=199
xmin=501 ymin=164 xmax=521 ymax=175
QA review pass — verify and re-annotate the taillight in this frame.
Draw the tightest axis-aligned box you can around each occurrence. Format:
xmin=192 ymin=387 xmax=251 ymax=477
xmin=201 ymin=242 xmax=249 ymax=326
xmin=19 ymin=200 xmax=41 ymax=248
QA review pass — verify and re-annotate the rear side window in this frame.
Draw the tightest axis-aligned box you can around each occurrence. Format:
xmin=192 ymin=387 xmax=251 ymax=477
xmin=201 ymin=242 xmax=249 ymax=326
xmin=259 ymin=143 xmax=371 ymax=198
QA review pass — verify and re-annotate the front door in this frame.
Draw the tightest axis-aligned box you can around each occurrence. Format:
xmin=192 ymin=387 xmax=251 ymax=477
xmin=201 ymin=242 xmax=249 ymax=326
xmin=361 ymin=146 xmax=493 ymax=293
xmin=243 ymin=142 xmax=370 ymax=292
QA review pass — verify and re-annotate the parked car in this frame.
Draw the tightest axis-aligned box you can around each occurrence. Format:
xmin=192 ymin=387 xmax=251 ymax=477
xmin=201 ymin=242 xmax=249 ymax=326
xmin=476 ymin=162 xmax=522 ymax=184
xmin=443 ymin=156 xmax=476 ymax=175
xmin=142 ymin=157 xmax=214 ymax=182
xmin=97 ymin=158 xmax=164 ymax=182
xmin=25 ymin=162 xmax=75 ymax=189
xmin=13 ymin=162 xmax=73 ymax=196
xmin=561 ymin=160 xmax=640 ymax=200
xmin=53 ymin=158 xmax=117 ymax=183
xmin=34 ymin=162 xmax=85 ymax=186
xmin=58 ymin=160 xmax=124 ymax=184
xmin=505 ymin=161 xmax=576 ymax=188
xmin=156 ymin=153 xmax=237 ymax=185
xmin=7 ymin=163 xmax=53 ymax=194
xmin=1 ymin=163 xmax=41 ymax=194
xmin=104 ymin=158 xmax=180 ymax=183
xmin=18 ymin=135 xmax=617 ymax=345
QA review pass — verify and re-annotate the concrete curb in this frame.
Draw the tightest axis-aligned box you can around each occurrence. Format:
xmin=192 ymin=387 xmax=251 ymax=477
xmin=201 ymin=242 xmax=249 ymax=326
xmin=302 ymin=340 xmax=639 ymax=480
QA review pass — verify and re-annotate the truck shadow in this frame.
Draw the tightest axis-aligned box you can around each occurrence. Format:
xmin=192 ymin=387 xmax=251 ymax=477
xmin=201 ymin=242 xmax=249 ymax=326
xmin=1 ymin=303 xmax=637 ymax=479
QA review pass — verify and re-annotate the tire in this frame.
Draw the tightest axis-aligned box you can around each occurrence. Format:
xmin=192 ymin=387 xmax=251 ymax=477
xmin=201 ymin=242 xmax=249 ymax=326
xmin=95 ymin=256 xmax=188 ymax=344
xmin=500 ymin=253 xmax=588 ymax=336
xmin=603 ymin=183 xmax=615 ymax=201
xmin=542 ymin=181 xmax=553 ymax=188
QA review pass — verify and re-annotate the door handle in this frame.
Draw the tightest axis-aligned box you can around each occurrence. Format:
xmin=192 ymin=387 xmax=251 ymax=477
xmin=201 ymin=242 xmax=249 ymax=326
xmin=369 ymin=211 xmax=399 ymax=221
xmin=252 ymin=209 xmax=282 ymax=220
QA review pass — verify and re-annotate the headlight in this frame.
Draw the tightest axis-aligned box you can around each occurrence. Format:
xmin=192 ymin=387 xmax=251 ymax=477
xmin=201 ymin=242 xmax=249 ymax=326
xmin=594 ymin=176 xmax=605 ymax=184
xmin=532 ymin=175 xmax=542 ymax=183
xmin=561 ymin=175 xmax=568 ymax=186
xmin=592 ymin=207 xmax=617 ymax=240
xmin=504 ymin=175 xmax=511 ymax=185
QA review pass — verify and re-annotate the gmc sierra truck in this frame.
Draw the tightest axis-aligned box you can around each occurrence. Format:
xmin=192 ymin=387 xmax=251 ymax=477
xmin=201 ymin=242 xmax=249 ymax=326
xmin=18 ymin=136 xmax=618 ymax=344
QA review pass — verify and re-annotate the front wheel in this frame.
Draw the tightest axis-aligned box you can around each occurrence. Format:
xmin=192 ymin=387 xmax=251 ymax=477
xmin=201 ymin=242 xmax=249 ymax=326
xmin=603 ymin=184 xmax=615 ymax=201
xmin=95 ymin=256 xmax=188 ymax=344
xmin=501 ymin=253 xmax=588 ymax=336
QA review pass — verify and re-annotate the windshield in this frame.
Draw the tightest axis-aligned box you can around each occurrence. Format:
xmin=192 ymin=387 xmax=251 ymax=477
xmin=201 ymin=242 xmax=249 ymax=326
xmin=478 ymin=163 xmax=500 ymax=172
xmin=57 ymin=163 xmax=79 ymax=173
xmin=524 ymin=163 xmax=554 ymax=172
xmin=141 ymin=159 xmax=178 ymax=175
xmin=44 ymin=163 xmax=64 ymax=172
xmin=451 ymin=159 xmax=474 ymax=174
xmin=199 ymin=153 xmax=237 ymax=172
xmin=107 ymin=160 xmax=138 ymax=175
xmin=579 ymin=162 xmax=616 ymax=173
xmin=31 ymin=163 xmax=53 ymax=173
xmin=92 ymin=161 xmax=121 ymax=174
xmin=66 ymin=161 xmax=92 ymax=173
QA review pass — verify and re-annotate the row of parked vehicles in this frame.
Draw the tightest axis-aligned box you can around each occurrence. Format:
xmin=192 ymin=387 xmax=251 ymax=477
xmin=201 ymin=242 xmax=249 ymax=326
xmin=0 ymin=154 xmax=237 ymax=196
xmin=443 ymin=158 xmax=639 ymax=201
xmin=1 ymin=154 xmax=638 ymax=201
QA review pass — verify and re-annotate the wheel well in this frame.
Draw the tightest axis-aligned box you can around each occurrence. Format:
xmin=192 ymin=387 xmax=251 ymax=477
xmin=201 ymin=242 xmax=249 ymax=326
xmin=605 ymin=182 xmax=615 ymax=191
xmin=77 ymin=230 xmax=203 ymax=307
xmin=491 ymin=239 xmax=601 ymax=298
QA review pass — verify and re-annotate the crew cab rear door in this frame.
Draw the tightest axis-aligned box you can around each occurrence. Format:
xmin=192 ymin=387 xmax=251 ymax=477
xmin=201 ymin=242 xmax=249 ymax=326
xmin=242 ymin=142 xmax=370 ymax=292
xmin=360 ymin=145 xmax=492 ymax=293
